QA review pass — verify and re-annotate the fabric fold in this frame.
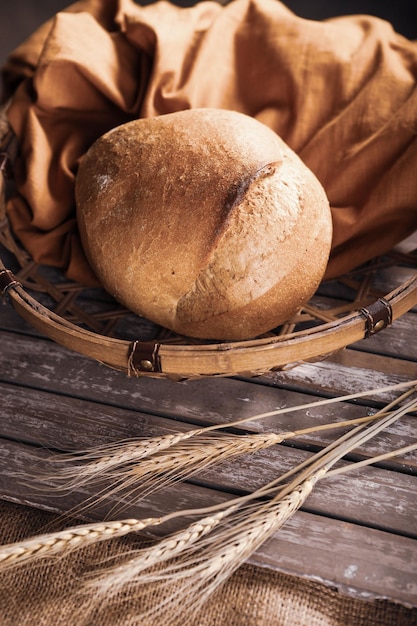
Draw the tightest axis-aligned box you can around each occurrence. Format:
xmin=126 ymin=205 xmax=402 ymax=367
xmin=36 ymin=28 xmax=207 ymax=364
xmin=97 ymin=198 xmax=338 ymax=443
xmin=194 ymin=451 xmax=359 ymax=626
xmin=1 ymin=0 xmax=416 ymax=287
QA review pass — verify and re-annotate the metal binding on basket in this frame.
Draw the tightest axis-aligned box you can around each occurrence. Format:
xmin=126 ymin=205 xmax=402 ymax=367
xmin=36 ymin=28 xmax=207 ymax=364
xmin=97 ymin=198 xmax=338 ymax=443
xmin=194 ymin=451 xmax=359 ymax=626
xmin=128 ymin=340 xmax=162 ymax=375
xmin=0 ymin=268 xmax=20 ymax=303
xmin=360 ymin=298 xmax=393 ymax=338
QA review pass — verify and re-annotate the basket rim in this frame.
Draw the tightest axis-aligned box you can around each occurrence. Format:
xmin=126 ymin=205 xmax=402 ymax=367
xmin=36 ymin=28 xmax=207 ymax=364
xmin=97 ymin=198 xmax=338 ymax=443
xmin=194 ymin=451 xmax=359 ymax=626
xmin=1 ymin=256 xmax=416 ymax=378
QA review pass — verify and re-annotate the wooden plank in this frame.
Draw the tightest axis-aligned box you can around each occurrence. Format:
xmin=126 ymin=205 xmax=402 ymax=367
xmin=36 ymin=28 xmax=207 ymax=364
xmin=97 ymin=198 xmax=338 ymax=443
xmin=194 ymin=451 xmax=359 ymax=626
xmin=0 ymin=385 xmax=416 ymax=538
xmin=0 ymin=328 xmax=415 ymax=426
xmin=201 ymin=450 xmax=417 ymax=537
xmin=251 ymin=510 xmax=417 ymax=608
xmin=261 ymin=349 xmax=417 ymax=399
xmin=1 ymin=321 xmax=416 ymax=531
xmin=1 ymin=381 xmax=416 ymax=470
xmin=1 ymin=439 xmax=416 ymax=607
xmin=0 ymin=328 xmax=254 ymax=422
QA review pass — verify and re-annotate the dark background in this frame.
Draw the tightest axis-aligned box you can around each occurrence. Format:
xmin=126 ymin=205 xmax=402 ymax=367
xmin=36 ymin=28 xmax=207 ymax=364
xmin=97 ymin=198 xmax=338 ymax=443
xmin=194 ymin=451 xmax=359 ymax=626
xmin=0 ymin=0 xmax=416 ymax=68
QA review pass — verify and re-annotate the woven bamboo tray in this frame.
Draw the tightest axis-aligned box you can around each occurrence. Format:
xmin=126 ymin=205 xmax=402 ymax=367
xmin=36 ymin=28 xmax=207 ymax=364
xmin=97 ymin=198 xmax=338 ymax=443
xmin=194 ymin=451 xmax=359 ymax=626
xmin=1 ymin=112 xmax=417 ymax=379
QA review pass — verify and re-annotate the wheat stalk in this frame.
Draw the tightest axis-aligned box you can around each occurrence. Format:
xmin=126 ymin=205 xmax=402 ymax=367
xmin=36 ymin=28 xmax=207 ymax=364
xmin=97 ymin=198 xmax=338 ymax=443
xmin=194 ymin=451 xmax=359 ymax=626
xmin=326 ymin=441 xmax=417 ymax=477
xmin=1 ymin=392 xmax=415 ymax=626
xmin=126 ymin=471 xmax=324 ymax=624
xmin=72 ymin=470 xmax=325 ymax=626
xmin=85 ymin=504 xmax=239 ymax=598
xmin=25 ymin=382 xmax=417 ymax=529
xmin=41 ymin=405 xmax=403 ymax=519
xmin=45 ymin=378 xmax=417 ymax=492
xmin=1 ymin=383 xmax=415 ymax=599
xmin=75 ymin=390 xmax=417 ymax=624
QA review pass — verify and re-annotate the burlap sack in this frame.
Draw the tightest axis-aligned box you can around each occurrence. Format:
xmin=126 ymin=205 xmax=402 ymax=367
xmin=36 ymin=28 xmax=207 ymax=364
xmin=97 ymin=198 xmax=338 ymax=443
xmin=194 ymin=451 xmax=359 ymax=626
xmin=2 ymin=0 xmax=417 ymax=287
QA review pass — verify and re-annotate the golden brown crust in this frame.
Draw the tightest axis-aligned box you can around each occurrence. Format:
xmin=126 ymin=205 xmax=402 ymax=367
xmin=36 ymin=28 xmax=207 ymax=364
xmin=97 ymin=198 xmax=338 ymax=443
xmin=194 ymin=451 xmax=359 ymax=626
xmin=76 ymin=109 xmax=332 ymax=340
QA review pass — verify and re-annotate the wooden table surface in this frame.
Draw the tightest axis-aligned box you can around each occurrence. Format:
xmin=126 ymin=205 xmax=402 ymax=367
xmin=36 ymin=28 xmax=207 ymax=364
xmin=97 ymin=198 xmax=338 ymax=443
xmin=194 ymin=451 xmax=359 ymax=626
xmin=0 ymin=1 xmax=416 ymax=619
xmin=0 ymin=238 xmax=416 ymax=609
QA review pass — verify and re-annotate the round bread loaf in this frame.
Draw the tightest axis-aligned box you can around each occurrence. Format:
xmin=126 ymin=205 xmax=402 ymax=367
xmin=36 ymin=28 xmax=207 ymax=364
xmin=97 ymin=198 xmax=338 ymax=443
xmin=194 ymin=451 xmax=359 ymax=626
xmin=76 ymin=109 xmax=332 ymax=340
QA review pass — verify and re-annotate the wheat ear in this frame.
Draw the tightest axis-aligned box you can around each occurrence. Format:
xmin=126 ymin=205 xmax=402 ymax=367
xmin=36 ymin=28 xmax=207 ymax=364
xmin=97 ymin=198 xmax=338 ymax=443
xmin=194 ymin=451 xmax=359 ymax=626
xmin=2 ymin=385 xmax=414 ymax=576
xmin=0 ymin=518 xmax=161 ymax=570
xmin=75 ymin=469 xmax=324 ymax=626
xmin=84 ymin=504 xmax=239 ymax=598
xmin=43 ymin=378 xmax=417 ymax=493
xmin=0 ymin=412 xmax=370 ymax=572
xmin=33 ymin=383 xmax=416 ymax=527
xmin=48 ymin=429 xmax=204 ymax=488
xmin=42 ymin=408 xmax=393 ymax=512
xmin=77 ymin=389 xmax=417 ymax=624
xmin=83 ymin=411 xmax=381 ymax=505
xmin=44 ymin=406 xmax=402 ymax=523
xmin=124 ymin=406 xmax=397 ymax=483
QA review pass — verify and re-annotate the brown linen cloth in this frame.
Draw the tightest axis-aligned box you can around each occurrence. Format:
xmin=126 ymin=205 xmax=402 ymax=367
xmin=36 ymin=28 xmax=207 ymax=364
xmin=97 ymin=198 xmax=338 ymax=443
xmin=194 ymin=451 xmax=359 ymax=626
xmin=0 ymin=499 xmax=416 ymax=626
xmin=2 ymin=0 xmax=417 ymax=287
